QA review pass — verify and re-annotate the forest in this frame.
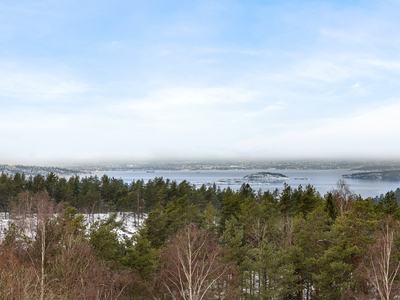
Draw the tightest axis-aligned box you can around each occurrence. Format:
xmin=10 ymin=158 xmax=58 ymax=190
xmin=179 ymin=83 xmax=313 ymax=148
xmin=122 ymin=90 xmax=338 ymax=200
xmin=1 ymin=172 xmax=400 ymax=299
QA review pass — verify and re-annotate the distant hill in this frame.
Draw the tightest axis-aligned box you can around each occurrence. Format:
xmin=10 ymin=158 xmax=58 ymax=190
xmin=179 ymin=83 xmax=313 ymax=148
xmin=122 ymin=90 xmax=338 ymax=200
xmin=342 ymin=170 xmax=400 ymax=181
xmin=0 ymin=164 xmax=85 ymax=177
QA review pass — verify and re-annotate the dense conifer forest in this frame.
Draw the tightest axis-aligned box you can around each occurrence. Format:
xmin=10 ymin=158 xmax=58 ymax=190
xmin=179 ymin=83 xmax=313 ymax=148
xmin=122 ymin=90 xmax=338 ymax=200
xmin=1 ymin=172 xmax=400 ymax=299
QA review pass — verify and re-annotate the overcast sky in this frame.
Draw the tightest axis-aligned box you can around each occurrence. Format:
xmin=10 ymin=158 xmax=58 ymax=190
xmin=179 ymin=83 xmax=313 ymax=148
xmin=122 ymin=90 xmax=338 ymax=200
xmin=1 ymin=0 xmax=400 ymax=165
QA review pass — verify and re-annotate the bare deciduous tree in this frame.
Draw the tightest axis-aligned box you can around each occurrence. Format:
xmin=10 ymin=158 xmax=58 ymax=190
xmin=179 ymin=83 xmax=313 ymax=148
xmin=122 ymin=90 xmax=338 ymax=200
xmin=158 ymin=224 xmax=229 ymax=300
xmin=364 ymin=216 xmax=400 ymax=300
xmin=1 ymin=191 xmax=131 ymax=299
xmin=13 ymin=191 xmax=60 ymax=300
xmin=331 ymin=179 xmax=355 ymax=217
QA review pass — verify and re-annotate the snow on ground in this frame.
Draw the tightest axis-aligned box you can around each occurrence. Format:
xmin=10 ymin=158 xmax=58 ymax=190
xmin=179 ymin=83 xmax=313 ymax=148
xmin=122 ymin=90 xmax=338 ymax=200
xmin=0 ymin=212 xmax=146 ymax=242
xmin=84 ymin=212 xmax=146 ymax=241
xmin=0 ymin=212 xmax=9 ymax=241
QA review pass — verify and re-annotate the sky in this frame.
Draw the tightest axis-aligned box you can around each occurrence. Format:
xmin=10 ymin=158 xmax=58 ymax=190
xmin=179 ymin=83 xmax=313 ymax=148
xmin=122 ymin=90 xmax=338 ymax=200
xmin=1 ymin=0 xmax=400 ymax=165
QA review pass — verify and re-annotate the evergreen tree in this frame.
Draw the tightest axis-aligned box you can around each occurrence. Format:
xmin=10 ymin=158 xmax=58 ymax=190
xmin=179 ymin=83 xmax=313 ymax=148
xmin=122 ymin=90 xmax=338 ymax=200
xmin=295 ymin=184 xmax=323 ymax=217
xmin=143 ymin=203 xmax=168 ymax=249
xmin=317 ymin=197 xmax=377 ymax=298
xmin=202 ymin=202 xmax=219 ymax=234
xmin=221 ymin=217 xmax=247 ymax=298
xmin=286 ymin=207 xmax=332 ymax=299
xmin=123 ymin=228 xmax=157 ymax=278
xmin=89 ymin=213 xmax=124 ymax=263
xmin=144 ymin=195 xmax=203 ymax=249
xmin=279 ymin=183 xmax=294 ymax=217
xmin=376 ymin=191 xmax=400 ymax=219
xmin=220 ymin=189 xmax=242 ymax=233
xmin=324 ymin=191 xmax=338 ymax=223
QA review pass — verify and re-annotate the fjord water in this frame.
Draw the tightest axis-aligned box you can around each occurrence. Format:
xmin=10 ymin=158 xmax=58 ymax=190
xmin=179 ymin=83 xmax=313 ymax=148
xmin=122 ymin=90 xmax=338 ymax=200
xmin=93 ymin=169 xmax=400 ymax=198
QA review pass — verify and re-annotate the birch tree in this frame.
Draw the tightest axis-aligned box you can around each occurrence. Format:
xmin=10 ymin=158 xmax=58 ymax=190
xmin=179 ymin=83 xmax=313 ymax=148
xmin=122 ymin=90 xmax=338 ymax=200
xmin=158 ymin=224 xmax=228 ymax=300
xmin=331 ymin=179 xmax=355 ymax=217
xmin=365 ymin=216 xmax=400 ymax=300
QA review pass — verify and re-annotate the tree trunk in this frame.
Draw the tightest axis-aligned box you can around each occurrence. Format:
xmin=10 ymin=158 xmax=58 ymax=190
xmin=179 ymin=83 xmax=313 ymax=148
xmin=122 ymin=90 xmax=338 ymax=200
xmin=40 ymin=220 xmax=45 ymax=300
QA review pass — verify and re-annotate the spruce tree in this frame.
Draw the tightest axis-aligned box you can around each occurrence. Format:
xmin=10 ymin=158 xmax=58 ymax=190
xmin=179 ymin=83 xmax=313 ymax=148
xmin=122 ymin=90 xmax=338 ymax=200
xmin=324 ymin=192 xmax=338 ymax=222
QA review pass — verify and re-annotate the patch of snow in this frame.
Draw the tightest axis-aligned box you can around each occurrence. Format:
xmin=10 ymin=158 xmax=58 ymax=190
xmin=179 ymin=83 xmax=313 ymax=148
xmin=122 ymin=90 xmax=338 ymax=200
xmin=0 ymin=212 xmax=147 ymax=243
xmin=84 ymin=212 xmax=147 ymax=241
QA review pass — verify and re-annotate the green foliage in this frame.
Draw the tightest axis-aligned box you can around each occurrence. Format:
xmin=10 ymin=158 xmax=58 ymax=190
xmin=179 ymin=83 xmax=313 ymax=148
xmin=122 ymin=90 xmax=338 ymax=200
xmin=143 ymin=203 xmax=168 ymax=249
xmin=164 ymin=195 xmax=203 ymax=233
xmin=220 ymin=189 xmax=242 ymax=233
xmin=61 ymin=206 xmax=86 ymax=236
xmin=222 ymin=217 xmax=247 ymax=266
xmin=286 ymin=207 xmax=332 ymax=299
xmin=202 ymin=202 xmax=219 ymax=233
xmin=376 ymin=191 xmax=400 ymax=219
xmin=123 ymin=229 xmax=158 ymax=278
xmin=324 ymin=192 xmax=338 ymax=222
xmin=279 ymin=183 xmax=294 ymax=217
xmin=260 ymin=188 xmax=279 ymax=218
xmin=250 ymin=241 xmax=295 ymax=299
xmin=143 ymin=195 xmax=203 ymax=249
xmin=295 ymin=184 xmax=323 ymax=217
xmin=239 ymin=183 xmax=254 ymax=199
xmin=1 ymin=222 xmax=25 ymax=248
xmin=89 ymin=213 xmax=124 ymax=263
xmin=317 ymin=197 xmax=378 ymax=298
xmin=3 ymin=173 xmax=400 ymax=299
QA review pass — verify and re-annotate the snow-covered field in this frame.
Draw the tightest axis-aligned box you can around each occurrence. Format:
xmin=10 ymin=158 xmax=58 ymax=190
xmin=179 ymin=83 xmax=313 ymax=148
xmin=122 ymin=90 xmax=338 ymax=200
xmin=0 ymin=212 xmax=146 ymax=242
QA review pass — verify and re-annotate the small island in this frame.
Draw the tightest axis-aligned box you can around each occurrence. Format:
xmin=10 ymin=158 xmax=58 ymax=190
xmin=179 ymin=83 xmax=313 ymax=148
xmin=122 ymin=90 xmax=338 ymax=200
xmin=243 ymin=172 xmax=289 ymax=181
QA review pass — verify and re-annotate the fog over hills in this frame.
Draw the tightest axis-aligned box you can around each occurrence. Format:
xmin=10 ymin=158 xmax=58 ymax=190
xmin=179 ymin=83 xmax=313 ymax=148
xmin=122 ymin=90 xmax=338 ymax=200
xmin=2 ymin=160 xmax=400 ymax=177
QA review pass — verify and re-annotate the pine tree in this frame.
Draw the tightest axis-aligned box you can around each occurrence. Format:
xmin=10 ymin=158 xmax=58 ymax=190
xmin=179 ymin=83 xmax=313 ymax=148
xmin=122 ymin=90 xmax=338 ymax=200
xmin=317 ymin=197 xmax=377 ymax=298
xmin=376 ymin=191 xmax=400 ymax=220
xmin=124 ymin=229 xmax=157 ymax=278
xmin=89 ymin=213 xmax=124 ymax=263
xmin=202 ymin=202 xmax=219 ymax=234
xmin=295 ymin=184 xmax=323 ymax=217
xmin=220 ymin=190 xmax=242 ymax=233
xmin=324 ymin=191 xmax=338 ymax=223
xmin=221 ymin=217 xmax=247 ymax=298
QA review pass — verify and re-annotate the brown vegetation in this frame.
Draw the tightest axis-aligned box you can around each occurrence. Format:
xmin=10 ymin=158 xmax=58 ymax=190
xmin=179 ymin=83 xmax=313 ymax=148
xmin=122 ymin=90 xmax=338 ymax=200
xmin=364 ymin=216 xmax=400 ymax=300
xmin=0 ymin=191 xmax=133 ymax=300
xmin=157 ymin=224 xmax=229 ymax=300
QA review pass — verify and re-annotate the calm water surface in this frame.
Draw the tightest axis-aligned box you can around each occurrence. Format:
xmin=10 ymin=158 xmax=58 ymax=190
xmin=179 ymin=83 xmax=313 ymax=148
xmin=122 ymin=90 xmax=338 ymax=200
xmin=92 ymin=169 xmax=400 ymax=198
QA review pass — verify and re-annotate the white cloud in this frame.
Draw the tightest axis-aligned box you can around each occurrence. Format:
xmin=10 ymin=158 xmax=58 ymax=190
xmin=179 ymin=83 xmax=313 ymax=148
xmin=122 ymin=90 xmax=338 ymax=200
xmin=320 ymin=28 xmax=367 ymax=43
xmin=0 ymin=62 xmax=87 ymax=102
xmin=235 ymin=102 xmax=400 ymax=158
xmin=242 ymin=102 xmax=285 ymax=118
xmin=361 ymin=59 xmax=400 ymax=71
xmin=113 ymin=87 xmax=259 ymax=114
xmin=2 ymin=1 xmax=400 ymax=163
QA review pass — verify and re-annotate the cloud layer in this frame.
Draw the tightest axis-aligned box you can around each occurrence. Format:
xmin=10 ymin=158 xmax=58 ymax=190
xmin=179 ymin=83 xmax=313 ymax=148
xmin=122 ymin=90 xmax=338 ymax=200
xmin=1 ymin=0 xmax=400 ymax=164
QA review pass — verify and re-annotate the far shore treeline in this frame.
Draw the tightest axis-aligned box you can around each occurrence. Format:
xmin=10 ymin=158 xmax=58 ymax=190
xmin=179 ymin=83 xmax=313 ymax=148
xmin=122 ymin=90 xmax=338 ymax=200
xmin=1 ymin=171 xmax=400 ymax=299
